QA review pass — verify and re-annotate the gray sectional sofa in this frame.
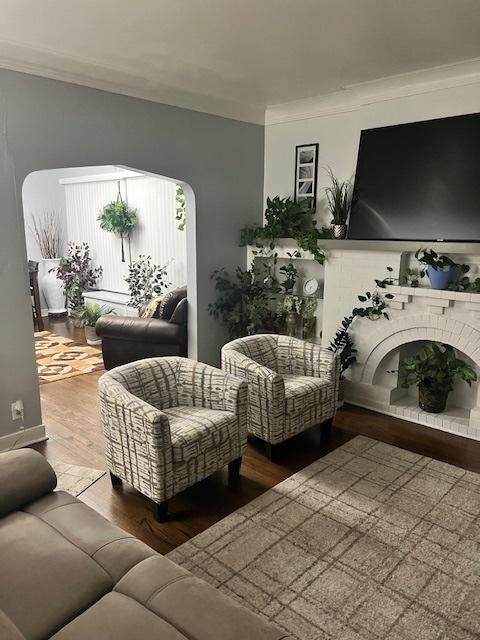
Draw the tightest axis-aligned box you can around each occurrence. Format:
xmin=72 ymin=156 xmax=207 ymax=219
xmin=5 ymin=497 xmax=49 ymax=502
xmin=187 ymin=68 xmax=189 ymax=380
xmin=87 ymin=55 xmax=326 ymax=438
xmin=0 ymin=449 xmax=290 ymax=640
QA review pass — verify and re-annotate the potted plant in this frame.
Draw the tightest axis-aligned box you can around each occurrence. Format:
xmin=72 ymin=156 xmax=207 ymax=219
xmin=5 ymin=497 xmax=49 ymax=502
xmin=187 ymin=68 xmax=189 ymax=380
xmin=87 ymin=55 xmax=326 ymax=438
xmin=29 ymin=212 xmax=66 ymax=316
xmin=98 ymin=187 xmax=137 ymax=262
xmin=283 ymin=295 xmax=303 ymax=337
xmin=398 ymin=343 xmax=477 ymax=413
xmin=279 ymin=251 xmax=301 ymax=293
xmin=55 ymin=242 xmax=103 ymax=321
xmin=74 ymin=303 xmax=114 ymax=346
xmin=175 ymin=185 xmax=186 ymax=231
xmin=301 ymin=296 xmax=318 ymax=339
xmin=325 ymin=169 xmax=352 ymax=239
xmin=414 ymin=249 xmax=467 ymax=290
xmin=125 ymin=255 xmax=170 ymax=311
xmin=208 ymin=263 xmax=272 ymax=339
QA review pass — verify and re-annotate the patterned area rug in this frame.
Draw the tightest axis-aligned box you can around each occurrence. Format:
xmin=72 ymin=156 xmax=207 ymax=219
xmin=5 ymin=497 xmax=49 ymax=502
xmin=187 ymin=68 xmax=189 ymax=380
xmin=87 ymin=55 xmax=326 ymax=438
xmin=51 ymin=461 xmax=105 ymax=497
xmin=168 ymin=436 xmax=480 ymax=640
xmin=34 ymin=331 xmax=103 ymax=384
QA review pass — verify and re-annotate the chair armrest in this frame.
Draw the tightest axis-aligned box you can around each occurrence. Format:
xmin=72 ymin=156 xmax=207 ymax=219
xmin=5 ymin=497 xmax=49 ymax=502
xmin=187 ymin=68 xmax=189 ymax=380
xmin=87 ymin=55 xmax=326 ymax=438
xmin=96 ymin=316 xmax=182 ymax=345
xmin=221 ymin=348 xmax=285 ymax=400
xmin=98 ymin=375 xmax=175 ymax=503
xmin=277 ymin=336 xmax=340 ymax=382
xmin=176 ymin=359 xmax=248 ymax=414
xmin=0 ymin=449 xmax=57 ymax=517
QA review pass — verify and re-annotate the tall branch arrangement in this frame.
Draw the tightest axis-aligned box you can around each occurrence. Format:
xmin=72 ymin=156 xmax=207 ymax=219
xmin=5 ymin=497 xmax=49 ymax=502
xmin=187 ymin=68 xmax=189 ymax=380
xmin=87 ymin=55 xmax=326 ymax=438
xmin=29 ymin=211 xmax=61 ymax=259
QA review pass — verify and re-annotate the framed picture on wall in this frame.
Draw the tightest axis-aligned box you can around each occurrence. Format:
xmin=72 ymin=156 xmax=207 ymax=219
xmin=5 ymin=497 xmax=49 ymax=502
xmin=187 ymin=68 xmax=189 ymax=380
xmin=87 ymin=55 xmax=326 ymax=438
xmin=294 ymin=143 xmax=318 ymax=209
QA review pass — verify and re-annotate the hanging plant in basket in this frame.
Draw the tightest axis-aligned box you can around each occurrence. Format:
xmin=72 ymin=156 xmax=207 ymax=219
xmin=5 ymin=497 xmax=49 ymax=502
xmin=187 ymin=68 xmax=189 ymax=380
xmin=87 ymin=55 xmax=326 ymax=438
xmin=98 ymin=183 xmax=137 ymax=262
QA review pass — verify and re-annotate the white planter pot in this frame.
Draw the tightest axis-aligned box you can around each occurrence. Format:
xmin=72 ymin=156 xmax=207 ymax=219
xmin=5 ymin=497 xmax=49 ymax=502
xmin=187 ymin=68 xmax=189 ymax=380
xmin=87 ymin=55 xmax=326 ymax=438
xmin=40 ymin=258 xmax=67 ymax=315
xmin=84 ymin=325 xmax=101 ymax=346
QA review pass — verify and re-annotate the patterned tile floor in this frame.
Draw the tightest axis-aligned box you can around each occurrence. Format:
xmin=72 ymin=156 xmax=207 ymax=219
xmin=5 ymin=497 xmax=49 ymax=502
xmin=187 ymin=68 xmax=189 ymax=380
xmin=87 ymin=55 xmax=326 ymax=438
xmin=34 ymin=331 xmax=103 ymax=383
xmin=168 ymin=436 xmax=480 ymax=640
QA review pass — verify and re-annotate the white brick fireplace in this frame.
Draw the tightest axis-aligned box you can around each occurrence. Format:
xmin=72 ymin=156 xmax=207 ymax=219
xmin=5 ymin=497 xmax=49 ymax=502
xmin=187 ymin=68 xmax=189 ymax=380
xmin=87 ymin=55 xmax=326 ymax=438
xmin=247 ymin=240 xmax=480 ymax=440
xmin=322 ymin=243 xmax=480 ymax=440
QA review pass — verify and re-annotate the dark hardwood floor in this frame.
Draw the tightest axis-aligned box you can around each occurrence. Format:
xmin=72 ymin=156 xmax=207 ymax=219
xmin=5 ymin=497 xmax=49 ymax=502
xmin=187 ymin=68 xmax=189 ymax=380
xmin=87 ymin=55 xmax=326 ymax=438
xmin=33 ymin=318 xmax=480 ymax=555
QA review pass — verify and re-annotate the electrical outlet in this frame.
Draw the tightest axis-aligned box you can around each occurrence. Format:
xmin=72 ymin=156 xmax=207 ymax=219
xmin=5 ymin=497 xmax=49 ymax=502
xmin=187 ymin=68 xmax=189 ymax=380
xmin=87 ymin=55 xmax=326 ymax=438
xmin=11 ymin=400 xmax=24 ymax=421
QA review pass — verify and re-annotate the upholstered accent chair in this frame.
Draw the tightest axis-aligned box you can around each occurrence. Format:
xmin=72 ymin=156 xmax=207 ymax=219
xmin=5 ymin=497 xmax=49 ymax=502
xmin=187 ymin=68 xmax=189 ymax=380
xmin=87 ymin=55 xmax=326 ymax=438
xmin=222 ymin=334 xmax=340 ymax=459
xmin=98 ymin=357 xmax=247 ymax=521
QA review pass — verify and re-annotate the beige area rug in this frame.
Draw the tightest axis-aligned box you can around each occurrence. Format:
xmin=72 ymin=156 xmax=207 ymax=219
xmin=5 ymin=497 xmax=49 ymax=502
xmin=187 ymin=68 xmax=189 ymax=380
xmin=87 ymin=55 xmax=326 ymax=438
xmin=51 ymin=461 xmax=105 ymax=497
xmin=34 ymin=331 xmax=103 ymax=384
xmin=168 ymin=436 xmax=480 ymax=640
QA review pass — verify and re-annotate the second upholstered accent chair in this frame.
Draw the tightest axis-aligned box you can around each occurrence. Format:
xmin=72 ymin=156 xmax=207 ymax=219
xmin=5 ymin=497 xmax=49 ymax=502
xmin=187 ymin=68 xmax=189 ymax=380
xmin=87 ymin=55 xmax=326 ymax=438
xmin=98 ymin=357 xmax=247 ymax=521
xmin=222 ymin=334 xmax=340 ymax=459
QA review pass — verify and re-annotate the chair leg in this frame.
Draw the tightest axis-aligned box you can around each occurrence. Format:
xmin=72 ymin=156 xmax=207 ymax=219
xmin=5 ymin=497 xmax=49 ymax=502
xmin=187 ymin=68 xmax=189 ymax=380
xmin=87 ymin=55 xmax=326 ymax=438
xmin=153 ymin=500 xmax=169 ymax=523
xmin=265 ymin=443 xmax=277 ymax=462
xmin=228 ymin=457 xmax=242 ymax=481
xmin=109 ymin=472 xmax=122 ymax=486
xmin=320 ymin=417 xmax=334 ymax=443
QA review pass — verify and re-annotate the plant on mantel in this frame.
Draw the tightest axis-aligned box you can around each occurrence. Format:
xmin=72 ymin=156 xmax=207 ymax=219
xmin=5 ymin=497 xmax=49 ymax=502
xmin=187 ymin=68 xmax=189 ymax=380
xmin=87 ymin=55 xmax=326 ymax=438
xmin=240 ymin=196 xmax=333 ymax=266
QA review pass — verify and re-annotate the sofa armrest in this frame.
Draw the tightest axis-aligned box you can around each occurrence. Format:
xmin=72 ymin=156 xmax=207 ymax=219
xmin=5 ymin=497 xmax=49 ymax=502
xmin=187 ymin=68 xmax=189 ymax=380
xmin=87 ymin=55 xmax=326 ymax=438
xmin=96 ymin=316 xmax=182 ymax=345
xmin=0 ymin=449 xmax=57 ymax=517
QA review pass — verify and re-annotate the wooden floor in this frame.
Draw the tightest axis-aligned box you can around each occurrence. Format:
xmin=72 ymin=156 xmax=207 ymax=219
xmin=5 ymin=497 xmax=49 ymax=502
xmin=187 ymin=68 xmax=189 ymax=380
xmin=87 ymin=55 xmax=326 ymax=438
xmin=33 ymin=318 xmax=480 ymax=555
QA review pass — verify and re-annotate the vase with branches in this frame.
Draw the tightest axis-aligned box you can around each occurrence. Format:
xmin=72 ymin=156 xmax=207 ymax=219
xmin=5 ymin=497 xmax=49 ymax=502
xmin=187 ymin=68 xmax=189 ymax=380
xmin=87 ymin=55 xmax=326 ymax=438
xmin=29 ymin=211 xmax=66 ymax=315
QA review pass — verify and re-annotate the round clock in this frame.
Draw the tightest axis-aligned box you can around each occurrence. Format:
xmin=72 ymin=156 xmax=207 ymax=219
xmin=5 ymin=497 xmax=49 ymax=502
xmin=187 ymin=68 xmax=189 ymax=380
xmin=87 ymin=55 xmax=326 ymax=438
xmin=303 ymin=278 xmax=318 ymax=296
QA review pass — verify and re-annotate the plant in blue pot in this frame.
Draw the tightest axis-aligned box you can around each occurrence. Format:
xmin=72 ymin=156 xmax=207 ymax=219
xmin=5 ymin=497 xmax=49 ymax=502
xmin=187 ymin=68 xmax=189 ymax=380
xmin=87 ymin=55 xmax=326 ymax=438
xmin=415 ymin=249 xmax=465 ymax=290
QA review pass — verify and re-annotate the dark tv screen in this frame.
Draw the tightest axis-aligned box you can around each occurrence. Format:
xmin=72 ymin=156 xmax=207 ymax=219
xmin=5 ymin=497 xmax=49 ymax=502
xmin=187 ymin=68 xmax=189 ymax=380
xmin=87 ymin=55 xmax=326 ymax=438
xmin=348 ymin=112 xmax=480 ymax=241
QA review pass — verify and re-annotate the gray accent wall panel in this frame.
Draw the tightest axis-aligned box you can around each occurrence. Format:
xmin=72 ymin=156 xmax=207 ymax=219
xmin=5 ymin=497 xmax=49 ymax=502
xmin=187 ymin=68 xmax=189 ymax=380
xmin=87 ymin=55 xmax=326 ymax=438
xmin=0 ymin=69 xmax=264 ymax=440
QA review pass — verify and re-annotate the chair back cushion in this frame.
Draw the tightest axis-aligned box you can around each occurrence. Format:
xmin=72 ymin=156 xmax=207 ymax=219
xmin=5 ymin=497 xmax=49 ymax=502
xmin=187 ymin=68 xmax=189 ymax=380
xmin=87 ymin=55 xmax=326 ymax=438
xmin=156 ymin=286 xmax=187 ymax=320
xmin=106 ymin=358 xmax=179 ymax=410
xmin=223 ymin=335 xmax=278 ymax=371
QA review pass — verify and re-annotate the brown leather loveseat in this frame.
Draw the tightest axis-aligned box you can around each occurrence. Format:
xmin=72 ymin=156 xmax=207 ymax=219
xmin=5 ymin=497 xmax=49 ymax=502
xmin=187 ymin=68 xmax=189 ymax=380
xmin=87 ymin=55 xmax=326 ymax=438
xmin=96 ymin=286 xmax=187 ymax=370
xmin=0 ymin=449 xmax=290 ymax=640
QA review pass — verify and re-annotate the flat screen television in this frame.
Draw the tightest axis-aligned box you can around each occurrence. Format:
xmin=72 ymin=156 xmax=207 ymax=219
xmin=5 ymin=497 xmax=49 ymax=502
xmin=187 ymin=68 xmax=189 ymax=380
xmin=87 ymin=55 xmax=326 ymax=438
xmin=348 ymin=112 xmax=480 ymax=241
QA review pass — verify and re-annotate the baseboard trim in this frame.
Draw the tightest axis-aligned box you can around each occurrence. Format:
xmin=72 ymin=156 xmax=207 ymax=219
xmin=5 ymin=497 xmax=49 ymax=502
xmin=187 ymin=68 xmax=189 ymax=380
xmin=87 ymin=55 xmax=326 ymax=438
xmin=0 ymin=424 xmax=47 ymax=452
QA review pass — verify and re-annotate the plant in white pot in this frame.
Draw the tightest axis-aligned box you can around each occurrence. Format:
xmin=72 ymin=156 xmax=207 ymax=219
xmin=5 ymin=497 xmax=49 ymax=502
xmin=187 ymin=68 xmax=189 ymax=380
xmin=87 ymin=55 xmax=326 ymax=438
xmin=325 ymin=169 xmax=352 ymax=239
xmin=75 ymin=303 xmax=114 ymax=346
xmin=29 ymin=212 xmax=66 ymax=316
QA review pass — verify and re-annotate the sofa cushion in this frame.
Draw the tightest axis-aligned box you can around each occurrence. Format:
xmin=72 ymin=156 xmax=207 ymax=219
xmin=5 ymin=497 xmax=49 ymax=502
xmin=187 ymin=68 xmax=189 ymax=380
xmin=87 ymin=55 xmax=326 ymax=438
xmin=283 ymin=374 xmax=330 ymax=416
xmin=0 ymin=510 xmax=112 ymax=640
xmin=0 ymin=610 xmax=25 ymax=640
xmin=24 ymin=491 xmax=156 ymax=583
xmin=49 ymin=592 xmax=187 ymax=640
xmin=164 ymin=405 xmax=238 ymax=463
xmin=158 ymin=286 xmax=187 ymax=320
xmin=0 ymin=491 xmax=156 ymax=640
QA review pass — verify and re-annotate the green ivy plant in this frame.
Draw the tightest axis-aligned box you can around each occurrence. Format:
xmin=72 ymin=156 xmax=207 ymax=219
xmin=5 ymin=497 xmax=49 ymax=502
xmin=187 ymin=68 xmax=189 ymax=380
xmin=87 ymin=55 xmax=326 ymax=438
xmin=98 ymin=195 xmax=137 ymax=262
xmin=175 ymin=185 xmax=186 ymax=231
xmin=240 ymin=196 xmax=332 ymax=265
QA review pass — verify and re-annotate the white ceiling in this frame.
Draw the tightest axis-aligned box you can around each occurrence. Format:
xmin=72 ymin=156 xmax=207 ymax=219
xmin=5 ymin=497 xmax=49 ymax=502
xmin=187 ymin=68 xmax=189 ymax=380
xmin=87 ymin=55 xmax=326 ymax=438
xmin=1 ymin=0 xmax=480 ymax=123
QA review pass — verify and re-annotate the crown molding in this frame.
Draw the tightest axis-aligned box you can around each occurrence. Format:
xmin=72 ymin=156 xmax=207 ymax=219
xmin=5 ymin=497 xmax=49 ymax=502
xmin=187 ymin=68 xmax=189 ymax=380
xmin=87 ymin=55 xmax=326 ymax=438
xmin=266 ymin=58 xmax=480 ymax=125
xmin=0 ymin=38 xmax=265 ymax=125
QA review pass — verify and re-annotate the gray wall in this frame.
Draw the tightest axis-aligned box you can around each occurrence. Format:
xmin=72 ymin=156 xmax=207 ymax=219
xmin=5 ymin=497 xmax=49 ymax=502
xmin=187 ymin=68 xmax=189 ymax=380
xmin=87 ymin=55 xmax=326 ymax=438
xmin=0 ymin=69 xmax=264 ymax=442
